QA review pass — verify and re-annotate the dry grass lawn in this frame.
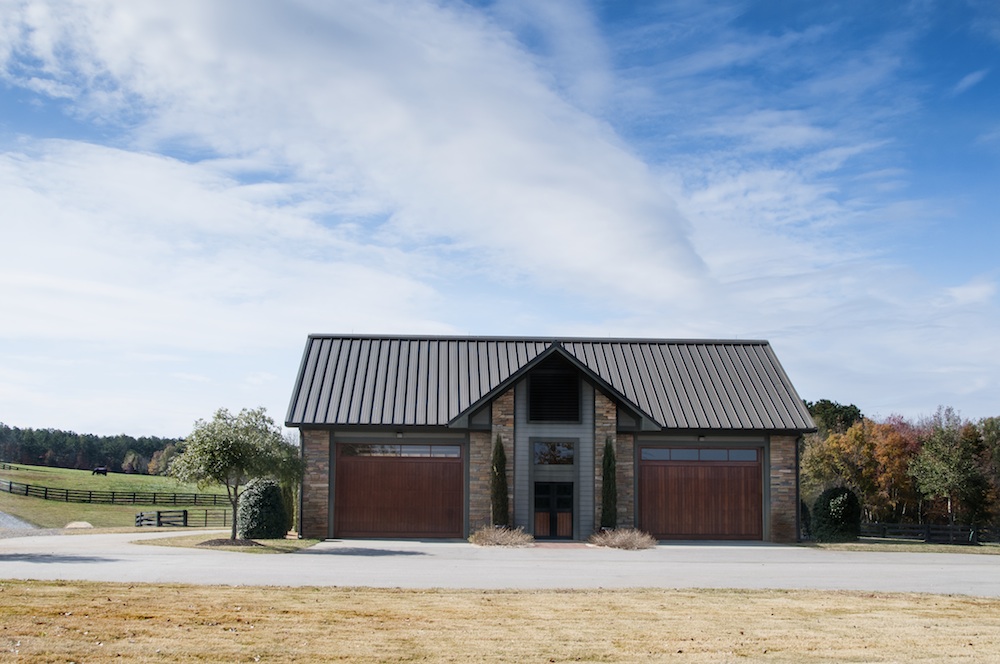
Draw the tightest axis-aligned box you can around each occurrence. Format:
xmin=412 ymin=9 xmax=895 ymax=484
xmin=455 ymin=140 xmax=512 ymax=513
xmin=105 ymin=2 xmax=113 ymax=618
xmin=2 ymin=582 xmax=1000 ymax=662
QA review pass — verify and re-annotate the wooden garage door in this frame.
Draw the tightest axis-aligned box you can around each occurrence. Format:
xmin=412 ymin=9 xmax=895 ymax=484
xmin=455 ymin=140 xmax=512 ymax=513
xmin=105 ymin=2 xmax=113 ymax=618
xmin=639 ymin=448 xmax=762 ymax=540
xmin=334 ymin=444 xmax=463 ymax=538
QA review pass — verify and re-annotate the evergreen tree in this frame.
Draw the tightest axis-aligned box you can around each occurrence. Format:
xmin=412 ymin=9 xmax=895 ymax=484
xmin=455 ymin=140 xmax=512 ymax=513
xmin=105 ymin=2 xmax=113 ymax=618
xmin=490 ymin=434 xmax=509 ymax=527
xmin=601 ymin=437 xmax=617 ymax=529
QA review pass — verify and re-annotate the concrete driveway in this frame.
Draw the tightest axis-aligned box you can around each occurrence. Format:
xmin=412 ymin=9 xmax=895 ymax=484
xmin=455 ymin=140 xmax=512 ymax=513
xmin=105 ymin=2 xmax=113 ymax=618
xmin=1 ymin=530 xmax=999 ymax=597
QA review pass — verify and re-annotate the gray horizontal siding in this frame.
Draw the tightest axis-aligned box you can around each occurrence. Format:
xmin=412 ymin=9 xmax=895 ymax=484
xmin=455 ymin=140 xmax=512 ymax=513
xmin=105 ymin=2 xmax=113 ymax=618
xmin=286 ymin=335 xmax=814 ymax=432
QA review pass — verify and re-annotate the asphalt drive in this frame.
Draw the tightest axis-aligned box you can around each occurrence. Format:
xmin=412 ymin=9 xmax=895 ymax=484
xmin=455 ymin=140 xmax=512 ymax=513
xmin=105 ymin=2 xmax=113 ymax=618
xmin=0 ymin=510 xmax=35 ymax=529
xmin=1 ymin=530 xmax=999 ymax=596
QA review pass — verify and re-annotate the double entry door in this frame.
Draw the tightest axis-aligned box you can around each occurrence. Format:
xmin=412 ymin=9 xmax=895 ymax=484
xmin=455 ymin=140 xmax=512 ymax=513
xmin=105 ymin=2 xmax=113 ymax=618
xmin=533 ymin=481 xmax=573 ymax=539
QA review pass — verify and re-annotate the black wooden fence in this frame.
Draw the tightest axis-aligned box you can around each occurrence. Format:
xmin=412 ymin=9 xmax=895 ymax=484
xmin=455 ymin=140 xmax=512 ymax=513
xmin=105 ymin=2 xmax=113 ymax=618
xmin=0 ymin=478 xmax=228 ymax=506
xmin=861 ymin=523 xmax=998 ymax=544
xmin=135 ymin=509 xmax=232 ymax=528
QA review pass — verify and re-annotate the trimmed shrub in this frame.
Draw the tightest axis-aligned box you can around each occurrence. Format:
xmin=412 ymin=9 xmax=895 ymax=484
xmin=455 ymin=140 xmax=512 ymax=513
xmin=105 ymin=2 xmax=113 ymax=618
xmin=589 ymin=528 xmax=657 ymax=550
xmin=237 ymin=478 xmax=291 ymax=540
xmin=469 ymin=525 xmax=534 ymax=547
xmin=811 ymin=486 xmax=861 ymax=542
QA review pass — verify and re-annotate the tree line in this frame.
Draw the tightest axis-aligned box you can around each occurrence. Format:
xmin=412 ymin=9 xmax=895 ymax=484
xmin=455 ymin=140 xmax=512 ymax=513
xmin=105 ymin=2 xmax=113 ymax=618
xmin=802 ymin=400 xmax=1000 ymax=528
xmin=0 ymin=422 xmax=182 ymax=475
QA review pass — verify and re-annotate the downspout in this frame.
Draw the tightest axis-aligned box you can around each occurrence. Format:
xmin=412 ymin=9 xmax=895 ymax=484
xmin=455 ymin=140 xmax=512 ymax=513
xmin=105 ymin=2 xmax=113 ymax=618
xmin=297 ymin=428 xmax=304 ymax=539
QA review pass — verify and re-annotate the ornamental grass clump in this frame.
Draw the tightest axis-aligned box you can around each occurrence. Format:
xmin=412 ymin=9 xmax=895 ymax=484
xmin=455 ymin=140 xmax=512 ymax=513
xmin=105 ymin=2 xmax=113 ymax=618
xmin=468 ymin=525 xmax=534 ymax=547
xmin=589 ymin=527 xmax=658 ymax=550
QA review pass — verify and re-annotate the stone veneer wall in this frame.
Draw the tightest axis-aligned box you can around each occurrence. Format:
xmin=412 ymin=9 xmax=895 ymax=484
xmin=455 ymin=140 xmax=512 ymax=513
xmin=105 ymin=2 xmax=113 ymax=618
xmin=467 ymin=430 xmax=492 ymax=531
xmin=616 ymin=432 xmax=635 ymax=528
xmin=300 ymin=429 xmax=331 ymax=540
xmin=768 ymin=434 xmax=799 ymax=543
xmin=492 ymin=388 xmax=515 ymax=525
xmin=593 ymin=389 xmax=616 ymax=529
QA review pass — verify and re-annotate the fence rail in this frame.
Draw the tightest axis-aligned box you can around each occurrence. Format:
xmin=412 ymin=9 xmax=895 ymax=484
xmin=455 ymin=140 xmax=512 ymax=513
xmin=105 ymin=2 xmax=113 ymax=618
xmin=861 ymin=523 xmax=998 ymax=544
xmin=135 ymin=509 xmax=232 ymax=528
xmin=0 ymin=478 xmax=228 ymax=506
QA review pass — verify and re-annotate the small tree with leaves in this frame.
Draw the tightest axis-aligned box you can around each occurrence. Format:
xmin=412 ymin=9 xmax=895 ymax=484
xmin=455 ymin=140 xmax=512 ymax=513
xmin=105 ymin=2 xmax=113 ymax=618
xmin=170 ymin=407 xmax=303 ymax=540
xmin=910 ymin=407 xmax=988 ymax=526
xmin=601 ymin=437 xmax=617 ymax=529
xmin=491 ymin=434 xmax=509 ymax=527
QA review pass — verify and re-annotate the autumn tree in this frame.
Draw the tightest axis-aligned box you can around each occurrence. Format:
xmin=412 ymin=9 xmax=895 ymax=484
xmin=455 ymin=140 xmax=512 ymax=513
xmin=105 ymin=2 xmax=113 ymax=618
xmin=806 ymin=399 xmax=863 ymax=437
xmin=979 ymin=417 xmax=1000 ymax=524
xmin=869 ymin=416 xmax=922 ymax=522
xmin=147 ymin=442 xmax=181 ymax=475
xmin=170 ymin=407 xmax=303 ymax=539
xmin=909 ymin=408 xmax=989 ymax=526
xmin=801 ymin=399 xmax=866 ymax=508
xmin=801 ymin=416 xmax=921 ymax=522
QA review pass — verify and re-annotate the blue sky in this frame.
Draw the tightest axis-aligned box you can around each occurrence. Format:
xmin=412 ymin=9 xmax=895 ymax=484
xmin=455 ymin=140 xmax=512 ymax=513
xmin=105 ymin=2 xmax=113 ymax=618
xmin=0 ymin=0 xmax=997 ymax=437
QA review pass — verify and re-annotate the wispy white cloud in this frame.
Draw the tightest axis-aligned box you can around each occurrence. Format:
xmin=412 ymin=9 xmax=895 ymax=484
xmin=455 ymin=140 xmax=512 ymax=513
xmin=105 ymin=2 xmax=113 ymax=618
xmin=951 ymin=68 xmax=990 ymax=95
xmin=945 ymin=276 xmax=997 ymax=306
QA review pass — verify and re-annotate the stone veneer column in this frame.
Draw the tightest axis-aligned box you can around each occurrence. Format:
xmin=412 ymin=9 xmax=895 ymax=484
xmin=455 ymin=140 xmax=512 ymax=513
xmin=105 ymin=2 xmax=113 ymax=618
xmin=300 ymin=429 xmax=330 ymax=540
xmin=769 ymin=434 xmax=798 ymax=543
xmin=616 ymin=432 xmax=635 ymax=528
xmin=467 ymin=431 xmax=492 ymax=531
xmin=594 ymin=389 xmax=617 ymax=529
xmin=491 ymin=388 xmax=515 ymax=525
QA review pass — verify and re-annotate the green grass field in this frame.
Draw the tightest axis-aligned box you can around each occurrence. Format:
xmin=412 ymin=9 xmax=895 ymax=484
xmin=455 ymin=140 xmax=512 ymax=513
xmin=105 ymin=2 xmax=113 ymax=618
xmin=0 ymin=463 xmax=228 ymax=529
xmin=0 ymin=463 xmax=223 ymax=494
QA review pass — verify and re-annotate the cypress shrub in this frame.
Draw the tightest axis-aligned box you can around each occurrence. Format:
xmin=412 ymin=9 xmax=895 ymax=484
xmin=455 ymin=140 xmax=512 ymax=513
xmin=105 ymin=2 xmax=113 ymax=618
xmin=600 ymin=437 xmax=617 ymax=529
xmin=811 ymin=486 xmax=861 ymax=542
xmin=237 ymin=478 xmax=290 ymax=540
xmin=491 ymin=435 xmax=509 ymax=527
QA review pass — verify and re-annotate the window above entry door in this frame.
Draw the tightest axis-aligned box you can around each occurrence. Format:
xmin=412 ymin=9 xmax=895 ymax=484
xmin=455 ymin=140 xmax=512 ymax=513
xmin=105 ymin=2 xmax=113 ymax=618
xmin=533 ymin=441 xmax=575 ymax=465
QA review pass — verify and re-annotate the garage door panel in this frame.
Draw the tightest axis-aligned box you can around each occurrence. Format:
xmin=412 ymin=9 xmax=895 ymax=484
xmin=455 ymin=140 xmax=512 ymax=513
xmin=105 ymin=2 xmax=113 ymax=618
xmin=335 ymin=452 xmax=463 ymax=538
xmin=640 ymin=456 xmax=762 ymax=540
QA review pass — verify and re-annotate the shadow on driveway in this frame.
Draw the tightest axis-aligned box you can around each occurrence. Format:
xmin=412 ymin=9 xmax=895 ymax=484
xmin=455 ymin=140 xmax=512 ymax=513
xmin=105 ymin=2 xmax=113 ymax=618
xmin=0 ymin=553 xmax=118 ymax=564
xmin=295 ymin=547 xmax=427 ymax=557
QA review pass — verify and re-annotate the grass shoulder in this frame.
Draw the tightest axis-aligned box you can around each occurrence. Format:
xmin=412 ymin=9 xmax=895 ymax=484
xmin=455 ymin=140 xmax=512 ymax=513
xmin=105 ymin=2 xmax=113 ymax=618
xmin=800 ymin=537 xmax=1000 ymax=555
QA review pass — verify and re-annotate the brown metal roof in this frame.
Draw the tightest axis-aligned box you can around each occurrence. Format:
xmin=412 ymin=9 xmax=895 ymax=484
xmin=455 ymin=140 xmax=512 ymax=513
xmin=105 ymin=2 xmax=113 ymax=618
xmin=285 ymin=335 xmax=815 ymax=432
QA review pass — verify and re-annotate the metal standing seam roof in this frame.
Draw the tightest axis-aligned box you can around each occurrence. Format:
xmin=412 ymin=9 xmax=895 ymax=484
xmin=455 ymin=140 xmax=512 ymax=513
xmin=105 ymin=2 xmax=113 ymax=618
xmin=285 ymin=335 xmax=816 ymax=432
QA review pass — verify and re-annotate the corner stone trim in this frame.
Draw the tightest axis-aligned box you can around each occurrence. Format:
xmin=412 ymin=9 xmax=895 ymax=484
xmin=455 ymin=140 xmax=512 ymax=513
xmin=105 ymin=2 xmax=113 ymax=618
xmin=300 ymin=429 xmax=330 ymax=540
xmin=769 ymin=434 xmax=798 ymax=543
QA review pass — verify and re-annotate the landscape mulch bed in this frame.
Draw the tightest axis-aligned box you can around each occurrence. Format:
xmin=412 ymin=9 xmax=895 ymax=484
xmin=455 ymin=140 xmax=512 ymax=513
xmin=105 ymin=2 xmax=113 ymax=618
xmin=196 ymin=538 xmax=265 ymax=547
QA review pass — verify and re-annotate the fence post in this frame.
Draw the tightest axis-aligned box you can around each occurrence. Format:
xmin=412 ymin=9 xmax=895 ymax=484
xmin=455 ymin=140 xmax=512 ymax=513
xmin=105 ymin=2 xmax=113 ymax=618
xmin=182 ymin=509 xmax=188 ymax=527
